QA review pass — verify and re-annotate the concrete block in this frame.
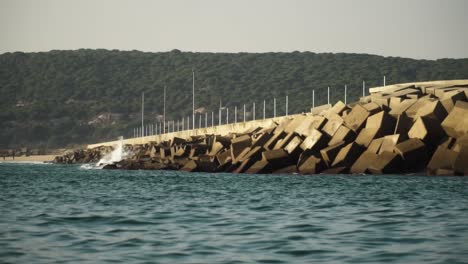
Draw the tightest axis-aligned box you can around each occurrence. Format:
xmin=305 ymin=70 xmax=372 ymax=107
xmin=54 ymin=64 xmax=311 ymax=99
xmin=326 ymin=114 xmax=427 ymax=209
xmin=320 ymin=141 xmax=345 ymax=167
xmin=198 ymin=155 xmax=219 ymax=172
xmin=405 ymin=98 xmax=432 ymax=118
xmin=209 ymin=142 xmax=224 ymax=156
xmin=300 ymin=129 xmax=329 ymax=151
xmin=355 ymin=128 xmax=380 ymax=147
xmin=231 ymin=135 xmax=252 ymax=160
xmin=321 ymin=166 xmax=348 ymax=174
xmin=295 ymin=116 xmax=327 ymax=136
xmin=369 ymin=83 xmax=416 ymax=94
xmin=273 ymin=132 xmax=295 ymax=150
xmin=363 ymin=102 xmax=381 ymax=115
xmin=350 ymin=151 xmax=379 ymax=174
xmin=344 ymin=104 xmax=370 ymax=132
xmin=368 ymin=151 xmax=402 ymax=174
xmin=311 ymin=104 xmax=332 ymax=115
xmin=389 ymin=99 xmax=417 ymax=117
xmin=232 ymin=147 xmax=251 ymax=164
xmin=366 ymin=111 xmax=396 ymax=137
xmin=216 ymin=150 xmax=231 ymax=166
xmin=273 ymin=165 xmax=299 ymax=174
xmin=330 ymin=100 xmax=348 ymax=115
xmin=215 ymin=135 xmax=232 ymax=148
xmin=322 ymin=114 xmax=344 ymax=137
xmin=251 ymin=132 xmax=273 ymax=148
xmin=171 ymin=137 xmax=186 ymax=147
xmin=245 ymin=160 xmax=272 ymax=174
xmin=284 ymin=136 xmax=304 ymax=158
xmin=394 ymin=138 xmax=428 ymax=172
xmin=367 ymin=137 xmax=384 ymax=154
xmin=331 ymin=142 xmax=365 ymax=168
xmin=408 ymin=117 xmax=446 ymax=146
xmin=415 ymin=100 xmax=448 ymax=122
xmin=441 ymin=101 xmax=468 ymax=138
xmin=189 ymin=144 xmax=208 ymax=158
xmin=264 ymin=129 xmax=286 ymax=150
xmin=284 ymin=115 xmax=307 ymax=134
xmin=298 ymin=155 xmax=325 ymax=175
xmin=427 ymin=145 xmax=458 ymax=175
xmin=378 ymin=134 xmax=402 ymax=154
xmin=394 ymin=114 xmax=413 ymax=137
xmin=180 ymin=160 xmax=198 ymax=172
xmin=454 ymin=146 xmax=468 ymax=175
xmin=435 ymin=169 xmax=455 ymax=176
xmin=328 ymin=125 xmax=356 ymax=146
xmin=263 ymin=149 xmax=291 ymax=164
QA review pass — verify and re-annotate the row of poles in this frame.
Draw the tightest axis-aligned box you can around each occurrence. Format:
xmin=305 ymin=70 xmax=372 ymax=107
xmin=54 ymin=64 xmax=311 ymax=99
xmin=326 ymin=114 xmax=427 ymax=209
xmin=133 ymin=72 xmax=387 ymax=138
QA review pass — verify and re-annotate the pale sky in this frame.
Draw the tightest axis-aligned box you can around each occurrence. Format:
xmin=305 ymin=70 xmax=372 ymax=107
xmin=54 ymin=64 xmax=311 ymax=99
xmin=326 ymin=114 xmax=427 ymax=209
xmin=1 ymin=0 xmax=467 ymax=59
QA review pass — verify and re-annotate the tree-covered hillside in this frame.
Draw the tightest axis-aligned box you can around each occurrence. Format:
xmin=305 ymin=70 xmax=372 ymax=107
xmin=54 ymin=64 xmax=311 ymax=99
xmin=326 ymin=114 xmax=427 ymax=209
xmin=1 ymin=49 xmax=467 ymax=149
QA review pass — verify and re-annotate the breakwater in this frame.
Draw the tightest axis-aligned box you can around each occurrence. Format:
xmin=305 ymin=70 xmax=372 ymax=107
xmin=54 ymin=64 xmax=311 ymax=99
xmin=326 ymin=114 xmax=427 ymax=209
xmin=55 ymin=80 xmax=468 ymax=175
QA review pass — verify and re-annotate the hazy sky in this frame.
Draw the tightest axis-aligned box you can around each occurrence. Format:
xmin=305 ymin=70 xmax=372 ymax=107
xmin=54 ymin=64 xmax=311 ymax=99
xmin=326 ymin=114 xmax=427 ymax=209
xmin=1 ymin=0 xmax=467 ymax=59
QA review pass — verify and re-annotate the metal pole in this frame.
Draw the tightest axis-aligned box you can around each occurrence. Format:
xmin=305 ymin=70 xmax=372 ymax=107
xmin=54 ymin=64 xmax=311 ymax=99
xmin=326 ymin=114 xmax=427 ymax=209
xmin=263 ymin=100 xmax=266 ymax=120
xmin=235 ymin=106 xmax=237 ymax=123
xmin=192 ymin=69 xmax=195 ymax=130
xmin=286 ymin=95 xmax=288 ymax=116
xmin=226 ymin=108 xmax=229 ymax=124
xmin=199 ymin=114 xmax=201 ymax=129
xmin=313 ymin=89 xmax=315 ymax=109
xmin=187 ymin=116 xmax=190 ymax=130
xmin=219 ymin=99 xmax=222 ymax=126
xmin=205 ymin=112 xmax=207 ymax=128
xmin=363 ymin=81 xmax=366 ymax=97
xmin=177 ymin=120 xmax=179 ymax=132
xmin=141 ymin=92 xmax=144 ymax=137
xmin=243 ymin=104 xmax=246 ymax=122
xmin=384 ymin=75 xmax=386 ymax=86
xmin=212 ymin=111 xmax=214 ymax=127
xmin=344 ymin=85 xmax=347 ymax=104
xmin=327 ymin=86 xmax=330 ymax=105
xmin=253 ymin=102 xmax=255 ymax=120
xmin=163 ymin=85 xmax=166 ymax=134
xmin=182 ymin=117 xmax=184 ymax=131
xmin=273 ymin=97 xmax=276 ymax=118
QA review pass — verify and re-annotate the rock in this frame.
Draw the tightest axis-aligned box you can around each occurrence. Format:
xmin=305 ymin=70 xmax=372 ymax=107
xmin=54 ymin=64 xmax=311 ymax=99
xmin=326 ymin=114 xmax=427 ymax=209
xmin=441 ymin=101 xmax=468 ymax=138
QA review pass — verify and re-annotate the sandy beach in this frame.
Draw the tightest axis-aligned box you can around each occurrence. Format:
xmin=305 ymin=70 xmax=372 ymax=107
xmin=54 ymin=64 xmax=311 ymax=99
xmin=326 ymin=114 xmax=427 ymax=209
xmin=0 ymin=155 xmax=56 ymax=163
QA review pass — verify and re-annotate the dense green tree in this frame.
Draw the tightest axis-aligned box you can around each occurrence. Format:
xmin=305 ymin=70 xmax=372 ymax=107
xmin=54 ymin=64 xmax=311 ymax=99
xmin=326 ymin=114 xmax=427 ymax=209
xmin=0 ymin=49 xmax=467 ymax=149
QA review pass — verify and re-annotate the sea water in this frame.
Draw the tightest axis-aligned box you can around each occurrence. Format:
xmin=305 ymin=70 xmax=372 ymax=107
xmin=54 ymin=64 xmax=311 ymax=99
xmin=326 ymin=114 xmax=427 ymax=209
xmin=1 ymin=163 xmax=468 ymax=263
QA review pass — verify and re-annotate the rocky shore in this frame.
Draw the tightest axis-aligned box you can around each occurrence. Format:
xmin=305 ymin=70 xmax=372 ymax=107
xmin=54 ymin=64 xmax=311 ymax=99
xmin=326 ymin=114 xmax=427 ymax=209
xmin=54 ymin=80 xmax=468 ymax=176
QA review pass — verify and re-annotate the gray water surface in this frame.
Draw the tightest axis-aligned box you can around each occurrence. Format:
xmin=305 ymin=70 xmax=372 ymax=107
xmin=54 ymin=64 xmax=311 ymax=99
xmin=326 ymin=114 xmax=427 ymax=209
xmin=1 ymin=163 xmax=468 ymax=263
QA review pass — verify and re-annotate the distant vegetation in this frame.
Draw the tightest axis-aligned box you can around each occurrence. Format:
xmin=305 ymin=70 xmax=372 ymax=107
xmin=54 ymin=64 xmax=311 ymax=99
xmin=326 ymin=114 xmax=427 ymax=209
xmin=1 ymin=49 xmax=467 ymax=149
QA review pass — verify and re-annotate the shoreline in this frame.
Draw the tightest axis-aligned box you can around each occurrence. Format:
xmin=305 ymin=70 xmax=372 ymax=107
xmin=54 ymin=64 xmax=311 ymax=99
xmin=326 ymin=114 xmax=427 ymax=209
xmin=0 ymin=155 xmax=56 ymax=163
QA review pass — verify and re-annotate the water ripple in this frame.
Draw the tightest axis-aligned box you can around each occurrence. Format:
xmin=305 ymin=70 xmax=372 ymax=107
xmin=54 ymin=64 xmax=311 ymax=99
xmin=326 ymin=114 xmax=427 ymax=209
xmin=1 ymin=163 xmax=468 ymax=263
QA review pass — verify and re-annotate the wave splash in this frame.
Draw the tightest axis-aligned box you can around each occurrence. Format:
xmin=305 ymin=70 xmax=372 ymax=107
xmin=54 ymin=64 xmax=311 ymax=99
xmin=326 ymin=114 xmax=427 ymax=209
xmin=80 ymin=136 xmax=128 ymax=170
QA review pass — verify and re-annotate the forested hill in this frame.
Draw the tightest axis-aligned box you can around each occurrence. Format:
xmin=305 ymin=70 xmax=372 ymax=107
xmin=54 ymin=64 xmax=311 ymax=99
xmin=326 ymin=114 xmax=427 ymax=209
xmin=1 ymin=49 xmax=468 ymax=149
